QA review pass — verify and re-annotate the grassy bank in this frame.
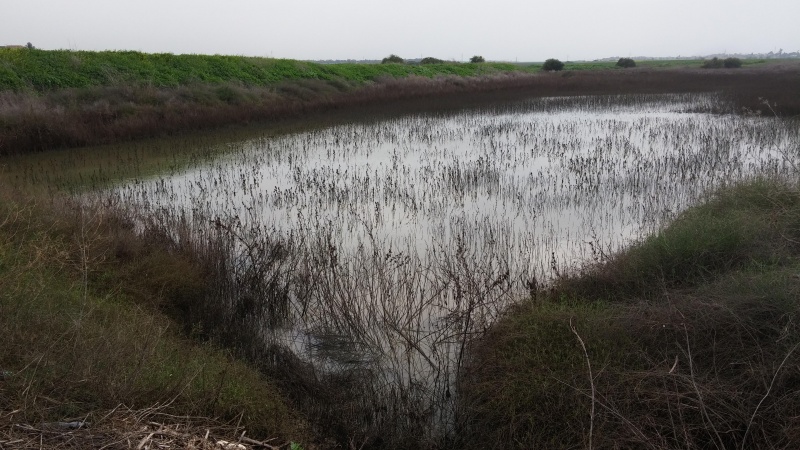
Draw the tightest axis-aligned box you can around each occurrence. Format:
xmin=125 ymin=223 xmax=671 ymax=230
xmin=0 ymin=49 xmax=773 ymax=91
xmin=457 ymin=179 xmax=800 ymax=449
xmin=1 ymin=49 xmax=798 ymax=155
xmin=0 ymin=49 xmax=529 ymax=91
xmin=0 ymin=187 xmax=312 ymax=447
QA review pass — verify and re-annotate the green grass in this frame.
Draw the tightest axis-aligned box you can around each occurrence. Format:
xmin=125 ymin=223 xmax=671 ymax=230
xmin=458 ymin=179 xmax=800 ymax=449
xmin=4 ymin=49 xmax=776 ymax=93
xmin=0 ymin=48 xmax=536 ymax=92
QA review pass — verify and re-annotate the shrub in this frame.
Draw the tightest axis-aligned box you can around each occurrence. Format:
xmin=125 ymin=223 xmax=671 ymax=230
xmin=420 ymin=57 xmax=445 ymax=64
xmin=616 ymin=57 xmax=636 ymax=68
xmin=542 ymin=58 xmax=564 ymax=71
xmin=702 ymin=57 xmax=724 ymax=69
xmin=470 ymin=55 xmax=485 ymax=63
xmin=381 ymin=54 xmax=404 ymax=64
xmin=724 ymin=57 xmax=743 ymax=68
xmin=703 ymin=57 xmax=742 ymax=69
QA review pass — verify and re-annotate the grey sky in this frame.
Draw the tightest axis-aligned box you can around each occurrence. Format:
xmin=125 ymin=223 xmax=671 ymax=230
xmin=2 ymin=0 xmax=798 ymax=61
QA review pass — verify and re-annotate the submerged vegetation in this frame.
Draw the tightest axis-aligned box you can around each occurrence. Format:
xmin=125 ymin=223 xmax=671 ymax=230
xmin=1 ymin=49 xmax=800 ymax=448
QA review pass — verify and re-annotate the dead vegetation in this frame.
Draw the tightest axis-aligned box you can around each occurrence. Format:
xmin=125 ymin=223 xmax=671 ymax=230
xmin=1 ymin=405 xmax=292 ymax=450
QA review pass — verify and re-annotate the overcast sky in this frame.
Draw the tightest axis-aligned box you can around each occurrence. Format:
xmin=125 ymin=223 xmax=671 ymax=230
xmin=2 ymin=0 xmax=798 ymax=61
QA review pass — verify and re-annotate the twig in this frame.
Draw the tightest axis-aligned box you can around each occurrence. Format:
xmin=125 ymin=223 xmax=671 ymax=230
xmin=570 ymin=317 xmax=595 ymax=450
xmin=741 ymin=341 xmax=800 ymax=450
xmin=135 ymin=431 xmax=155 ymax=450
xmin=552 ymin=375 xmax=657 ymax=450
xmin=681 ymin=323 xmax=725 ymax=450
xmin=239 ymin=435 xmax=282 ymax=449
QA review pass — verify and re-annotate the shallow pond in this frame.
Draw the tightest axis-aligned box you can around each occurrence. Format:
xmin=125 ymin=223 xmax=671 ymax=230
xmin=106 ymin=93 xmax=798 ymax=438
xmin=114 ymin=93 xmax=796 ymax=281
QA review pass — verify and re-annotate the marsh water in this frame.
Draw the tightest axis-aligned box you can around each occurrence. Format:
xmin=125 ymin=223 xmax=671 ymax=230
xmin=102 ymin=93 xmax=797 ymax=438
xmin=114 ymin=94 xmax=796 ymax=267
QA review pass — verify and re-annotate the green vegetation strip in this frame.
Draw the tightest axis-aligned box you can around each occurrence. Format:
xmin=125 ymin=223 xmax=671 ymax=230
xmin=1 ymin=49 xmax=775 ymax=92
xmin=0 ymin=49 xmax=530 ymax=91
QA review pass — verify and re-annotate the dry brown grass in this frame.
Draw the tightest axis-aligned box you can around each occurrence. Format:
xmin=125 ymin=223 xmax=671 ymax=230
xmin=1 ymin=405 xmax=291 ymax=450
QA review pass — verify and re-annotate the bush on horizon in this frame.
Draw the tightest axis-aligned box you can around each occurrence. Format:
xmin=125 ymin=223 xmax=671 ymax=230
xmin=704 ymin=57 xmax=743 ymax=69
xmin=616 ymin=57 xmax=636 ymax=68
xmin=542 ymin=58 xmax=564 ymax=71
xmin=724 ymin=57 xmax=743 ymax=68
xmin=702 ymin=57 xmax=724 ymax=68
xmin=420 ymin=57 xmax=445 ymax=64
xmin=381 ymin=54 xmax=405 ymax=64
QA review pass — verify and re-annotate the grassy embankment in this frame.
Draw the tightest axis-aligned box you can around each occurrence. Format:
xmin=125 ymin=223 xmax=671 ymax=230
xmin=1 ymin=49 xmax=798 ymax=155
xmin=457 ymin=179 xmax=800 ymax=449
xmin=0 ymin=49 xmax=533 ymax=154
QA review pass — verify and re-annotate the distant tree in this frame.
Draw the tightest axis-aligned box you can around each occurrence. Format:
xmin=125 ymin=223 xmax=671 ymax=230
xmin=542 ymin=58 xmax=564 ymax=71
xmin=470 ymin=55 xmax=485 ymax=63
xmin=26 ymin=42 xmax=34 ymax=50
xmin=420 ymin=57 xmax=445 ymax=64
xmin=723 ymin=57 xmax=742 ymax=68
xmin=381 ymin=54 xmax=405 ymax=64
xmin=702 ymin=57 xmax=724 ymax=69
xmin=616 ymin=57 xmax=636 ymax=68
